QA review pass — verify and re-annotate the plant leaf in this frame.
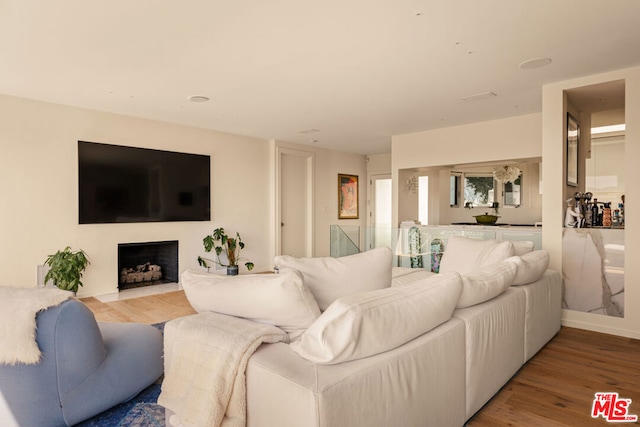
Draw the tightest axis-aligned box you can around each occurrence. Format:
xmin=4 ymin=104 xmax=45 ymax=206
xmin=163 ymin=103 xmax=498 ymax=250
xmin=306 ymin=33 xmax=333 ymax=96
xmin=213 ymin=228 xmax=225 ymax=241
xmin=203 ymin=235 xmax=215 ymax=252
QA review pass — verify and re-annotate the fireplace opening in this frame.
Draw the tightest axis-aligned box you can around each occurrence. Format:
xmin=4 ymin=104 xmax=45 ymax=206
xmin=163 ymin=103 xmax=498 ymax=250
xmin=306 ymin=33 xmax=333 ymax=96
xmin=117 ymin=240 xmax=178 ymax=290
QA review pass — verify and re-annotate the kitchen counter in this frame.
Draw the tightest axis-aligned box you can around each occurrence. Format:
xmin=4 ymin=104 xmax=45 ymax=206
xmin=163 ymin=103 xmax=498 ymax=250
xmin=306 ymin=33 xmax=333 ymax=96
xmin=449 ymin=222 xmax=541 ymax=229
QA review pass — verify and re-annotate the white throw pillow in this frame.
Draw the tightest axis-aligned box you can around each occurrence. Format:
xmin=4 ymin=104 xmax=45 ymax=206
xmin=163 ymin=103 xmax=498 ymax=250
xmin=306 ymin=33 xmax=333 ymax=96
xmin=510 ymin=240 xmax=535 ymax=256
xmin=290 ymin=272 xmax=463 ymax=364
xmin=456 ymin=261 xmax=518 ymax=308
xmin=505 ymin=250 xmax=550 ymax=285
xmin=439 ymin=236 xmax=514 ymax=274
xmin=181 ymin=270 xmax=321 ymax=340
xmin=274 ymin=247 xmax=392 ymax=311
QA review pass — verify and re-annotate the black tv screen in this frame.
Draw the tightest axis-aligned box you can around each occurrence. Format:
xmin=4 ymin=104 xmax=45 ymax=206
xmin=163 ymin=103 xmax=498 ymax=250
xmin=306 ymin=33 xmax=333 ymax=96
xmin=78 ymin=141 xmax=210 ymax=224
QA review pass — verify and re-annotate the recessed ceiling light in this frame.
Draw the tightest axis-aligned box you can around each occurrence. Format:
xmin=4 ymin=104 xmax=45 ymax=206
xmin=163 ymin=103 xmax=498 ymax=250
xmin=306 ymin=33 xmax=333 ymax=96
xmin=188 ymin=95 xmax=210 ymax=103
xmin=519 ymin=57 xmax=552 ymax=70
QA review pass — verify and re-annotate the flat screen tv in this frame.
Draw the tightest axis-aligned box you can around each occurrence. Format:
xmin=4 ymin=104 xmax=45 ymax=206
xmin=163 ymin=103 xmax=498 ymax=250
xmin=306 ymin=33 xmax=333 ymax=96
xmin=78 ymin=141 xmax=210 ymax=224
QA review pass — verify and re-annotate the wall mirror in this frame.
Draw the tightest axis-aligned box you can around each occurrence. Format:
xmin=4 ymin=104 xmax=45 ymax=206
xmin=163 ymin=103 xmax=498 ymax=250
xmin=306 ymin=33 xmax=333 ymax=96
xmin=503 ymin=173 xmax=522 ymax=207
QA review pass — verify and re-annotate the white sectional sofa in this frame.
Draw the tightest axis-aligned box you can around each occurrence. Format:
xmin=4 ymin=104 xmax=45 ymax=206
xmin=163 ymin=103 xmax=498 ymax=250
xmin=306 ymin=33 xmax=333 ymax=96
xmin=168 ymin=237 xmax=562 ymax=427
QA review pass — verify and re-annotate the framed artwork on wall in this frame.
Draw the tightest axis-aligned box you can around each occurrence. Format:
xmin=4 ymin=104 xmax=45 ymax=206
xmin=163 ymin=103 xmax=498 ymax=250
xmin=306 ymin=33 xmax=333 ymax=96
xmin=566 ymin=113 xmax=579 ymax=187
xmin=338 ymin=174 xmax=359 ymax=219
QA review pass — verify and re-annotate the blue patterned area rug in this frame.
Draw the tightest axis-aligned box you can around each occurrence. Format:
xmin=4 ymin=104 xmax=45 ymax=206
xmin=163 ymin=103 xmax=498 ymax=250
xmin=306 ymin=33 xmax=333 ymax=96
xmin=75 ymin=380 xmax=165 ymax=427
xmin=75 ymin=322 xmax=167 ymax=427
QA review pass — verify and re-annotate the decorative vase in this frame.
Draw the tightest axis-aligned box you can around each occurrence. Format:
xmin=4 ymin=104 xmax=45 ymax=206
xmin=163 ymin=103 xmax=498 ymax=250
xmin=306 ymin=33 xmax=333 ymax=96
xmin=226 ymin=265 xmax=239 ymax=276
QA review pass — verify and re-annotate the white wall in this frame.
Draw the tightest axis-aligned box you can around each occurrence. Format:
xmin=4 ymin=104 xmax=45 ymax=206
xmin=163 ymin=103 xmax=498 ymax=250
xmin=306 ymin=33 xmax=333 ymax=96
xmin=0 ymin=95 xmax=270 ymax=297
xmin=0 ymin=95 xmax=365 ymax=297
xmin=366 ymin=153 xmax=391 ymax=175
xmin=543 ymin=66 xmax=640 ymax=339
xmin=391 ymin=113 xmax=542 ymax=226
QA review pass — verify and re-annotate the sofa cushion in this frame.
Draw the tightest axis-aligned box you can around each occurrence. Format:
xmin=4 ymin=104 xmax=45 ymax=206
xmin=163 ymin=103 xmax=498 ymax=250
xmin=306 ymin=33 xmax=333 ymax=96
xmin=505 ymin=250 xmax=550 ymax=285
xmin=391 ymin=268 xmax=436 ymax=287
xmin=274 ymin=247 xmax=392 ymax=311
xmin=392 ymin=266 xmax=418 ymax=278
xmin=290 ymin=272 xmax=463 ymax=364
xmin=457 ymin=261 xmax=518 ymax=308
xmin=439 ymin=237 xmax=514 ymax=275
xmin=511 ymin=240 xmax=535 ymax=256
xmin=181 ymin=270 xmax=321 ymax=340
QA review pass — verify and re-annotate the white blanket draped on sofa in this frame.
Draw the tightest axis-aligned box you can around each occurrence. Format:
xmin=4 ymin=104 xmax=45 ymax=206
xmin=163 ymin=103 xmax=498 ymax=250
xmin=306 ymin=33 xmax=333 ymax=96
xmin=0 ymin=286 xmax=72 ymax=365
xmin=158 ymin=311 xmax=289 ymax=427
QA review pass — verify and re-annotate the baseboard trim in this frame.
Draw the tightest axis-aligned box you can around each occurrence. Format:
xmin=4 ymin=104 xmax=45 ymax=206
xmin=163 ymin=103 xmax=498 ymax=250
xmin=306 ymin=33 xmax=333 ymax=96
xmin=561 ymin=319 xmax=640 ymax=340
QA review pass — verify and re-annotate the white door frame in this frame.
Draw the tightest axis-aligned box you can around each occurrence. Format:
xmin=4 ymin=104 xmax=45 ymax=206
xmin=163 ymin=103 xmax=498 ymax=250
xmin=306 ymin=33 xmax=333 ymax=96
xmin=274 ymin=146 xmax=315 ymax=257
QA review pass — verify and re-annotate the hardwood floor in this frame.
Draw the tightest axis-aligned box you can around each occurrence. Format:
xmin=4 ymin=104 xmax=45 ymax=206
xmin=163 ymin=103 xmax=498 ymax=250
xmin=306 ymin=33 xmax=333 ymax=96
xmin=83 ymin=291 xmax=640 ymax=426
xmin=467 ymin=327 xmax=640 ymax=426
xmin=81 ymin=290 xmax=196 ymax=324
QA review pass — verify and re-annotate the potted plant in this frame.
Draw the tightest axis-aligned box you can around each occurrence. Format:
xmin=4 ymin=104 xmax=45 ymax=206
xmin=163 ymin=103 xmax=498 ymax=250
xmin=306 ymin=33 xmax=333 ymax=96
xmin=43 ymin=246 xmax=90 ymax=293
xmin=197 ymin=227 xmax=255 ymax=275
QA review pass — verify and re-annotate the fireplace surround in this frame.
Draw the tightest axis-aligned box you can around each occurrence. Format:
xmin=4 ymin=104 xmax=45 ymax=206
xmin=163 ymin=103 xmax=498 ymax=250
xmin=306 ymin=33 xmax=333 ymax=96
xmin=117 ymin=241 xmax=178 ymax=290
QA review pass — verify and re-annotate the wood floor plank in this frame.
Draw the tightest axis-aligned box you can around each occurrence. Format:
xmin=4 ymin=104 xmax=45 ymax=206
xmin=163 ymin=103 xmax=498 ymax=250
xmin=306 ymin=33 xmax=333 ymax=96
xmin=82 ymin=291 xmax=640 ymax=426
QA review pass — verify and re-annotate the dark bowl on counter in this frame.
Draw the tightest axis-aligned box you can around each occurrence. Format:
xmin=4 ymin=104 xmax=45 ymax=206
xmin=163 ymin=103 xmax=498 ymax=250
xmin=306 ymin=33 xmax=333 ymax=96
xmin=473 ymin=213 xmax=500 ymax=225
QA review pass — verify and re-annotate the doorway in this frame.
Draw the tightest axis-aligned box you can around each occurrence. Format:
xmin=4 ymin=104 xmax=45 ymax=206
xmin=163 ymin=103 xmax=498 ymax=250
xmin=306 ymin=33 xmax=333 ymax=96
xmin=368 ymin=174 xmax=392 ymax=250
xmin=276 ymin=147 xmax=314 ymax=257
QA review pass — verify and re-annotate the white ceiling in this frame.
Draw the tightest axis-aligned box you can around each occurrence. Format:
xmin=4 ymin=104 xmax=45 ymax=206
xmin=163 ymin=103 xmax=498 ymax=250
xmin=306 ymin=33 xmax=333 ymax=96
xmin=2 ymin=0 xmax=640 ymax=155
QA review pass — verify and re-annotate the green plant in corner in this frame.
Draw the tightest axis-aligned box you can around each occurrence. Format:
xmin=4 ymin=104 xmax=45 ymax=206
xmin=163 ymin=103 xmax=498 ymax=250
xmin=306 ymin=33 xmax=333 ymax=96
xmin=43 ymin=246 xmax=90 ymax=293
xmin=197 ymin=227 xmax=255 ymax=275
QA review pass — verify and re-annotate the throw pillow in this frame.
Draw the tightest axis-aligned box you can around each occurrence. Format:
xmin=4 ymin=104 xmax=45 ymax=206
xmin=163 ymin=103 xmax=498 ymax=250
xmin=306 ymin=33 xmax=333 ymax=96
xmin=505 ymin=250 xmax=550 ymax=285
xmin=439 ymin=236 xmax=514 ymax=274
xmin=456 ymin=260 xmax=518 ymax=308
xmin=181 ymin=270 xmax=321 ymax=340
xmin=274 ymin=247 xmax=392 ymax=311
xmin=290 ymin=272 xmax=463 ymax=364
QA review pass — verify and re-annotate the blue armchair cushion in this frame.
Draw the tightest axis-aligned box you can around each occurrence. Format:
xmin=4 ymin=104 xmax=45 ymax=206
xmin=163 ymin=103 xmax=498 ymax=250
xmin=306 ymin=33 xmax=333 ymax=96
xmin=0 ymin=299 xmax=163 ymax=426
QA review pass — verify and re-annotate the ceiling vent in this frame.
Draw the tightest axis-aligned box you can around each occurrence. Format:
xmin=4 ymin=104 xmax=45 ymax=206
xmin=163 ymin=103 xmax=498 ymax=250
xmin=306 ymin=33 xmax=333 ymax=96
xmin=188 ymin=95 xmax=210 ymax=103
xmin=461 ymin=91 xmax=497 ymax=102
xmin=299 ymin=128 xmax=320 ymax=134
